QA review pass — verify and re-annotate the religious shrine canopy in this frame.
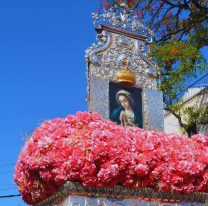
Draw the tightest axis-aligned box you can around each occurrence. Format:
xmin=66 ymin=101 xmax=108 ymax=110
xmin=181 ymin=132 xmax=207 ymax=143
xmin=85 ymin=2 xmax=164 ymax=132
xmin=14 ymin=3 xmax=208 ymax=206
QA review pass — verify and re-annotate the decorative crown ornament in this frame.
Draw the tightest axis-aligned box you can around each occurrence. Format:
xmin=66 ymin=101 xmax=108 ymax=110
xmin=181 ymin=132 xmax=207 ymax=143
xmin=92 ymin=3 xmax=154 ymax=43
xmin=116 ymin=56 xmax=136 ymax=85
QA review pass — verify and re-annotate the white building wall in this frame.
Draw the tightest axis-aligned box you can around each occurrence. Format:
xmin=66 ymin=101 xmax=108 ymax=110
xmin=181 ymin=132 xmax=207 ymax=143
xmin=164 ymin=87 xmax=208 ymax=136
xmin=196 ymin=87 xmax=208 ymax=136
xmin=164 ymin=113 xmax=180 ymax=134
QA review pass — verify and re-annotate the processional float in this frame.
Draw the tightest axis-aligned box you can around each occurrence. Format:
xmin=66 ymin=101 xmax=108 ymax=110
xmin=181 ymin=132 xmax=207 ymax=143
xmin=16 ymin=3 xmax=208 ymax=206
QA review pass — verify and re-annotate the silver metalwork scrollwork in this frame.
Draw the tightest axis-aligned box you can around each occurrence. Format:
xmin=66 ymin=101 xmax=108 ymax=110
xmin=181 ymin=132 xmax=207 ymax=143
xmin=98 ymin=199 xmax=107 ymax=206
xmin=85 ymin=30 xmax=112 ymax=102
xmin=109 ymin=201 xmax=129 ymax=206
xmin=89 ymin=30 xmax=112 ymax=65
xmin=115 ymin=35 xmax=134 ymax=49
xmin=90 ymin=36 xmax=157 ymax=89
xmin=92 ymin=3 xmax=154 ymax=43
xmin=136 ymin=40 xmax=157 ymax=78
xmin=73 ymin=203 xmax=81 ymax=206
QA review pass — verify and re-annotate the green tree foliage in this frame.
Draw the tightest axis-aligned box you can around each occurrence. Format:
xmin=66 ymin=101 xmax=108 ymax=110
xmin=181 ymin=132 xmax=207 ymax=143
xmin=98 ymin=0 xmax=208 ymax=136
xmin=183 ymin=103 xmax=208 ymax=136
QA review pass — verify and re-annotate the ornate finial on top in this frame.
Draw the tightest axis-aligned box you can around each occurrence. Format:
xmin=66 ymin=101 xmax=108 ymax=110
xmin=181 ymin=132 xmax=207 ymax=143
xmin=116 ymin=55 xmax=136 ymax=85
xmin=92 ymin=3 xmax=154 ymax=43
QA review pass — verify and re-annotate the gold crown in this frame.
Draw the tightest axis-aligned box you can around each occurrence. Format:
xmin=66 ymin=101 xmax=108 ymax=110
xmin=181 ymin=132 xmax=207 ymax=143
xmin=116 ymin=60 xmax=136 ymax=85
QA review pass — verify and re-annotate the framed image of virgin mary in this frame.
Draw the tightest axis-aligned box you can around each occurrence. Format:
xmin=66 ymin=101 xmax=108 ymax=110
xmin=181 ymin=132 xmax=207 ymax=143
xmin=109 ymin=82 xmax=143 ymax=128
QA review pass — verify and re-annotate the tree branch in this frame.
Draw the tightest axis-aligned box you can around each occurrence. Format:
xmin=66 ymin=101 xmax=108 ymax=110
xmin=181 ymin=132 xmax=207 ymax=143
xmin=165 ymin=107 xmax=185 ymax=127
xmin=192 ymin=0 xmax=208 ymax=13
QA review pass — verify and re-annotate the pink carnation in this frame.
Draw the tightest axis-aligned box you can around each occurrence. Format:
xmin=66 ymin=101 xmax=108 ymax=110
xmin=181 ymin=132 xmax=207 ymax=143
xmin=14 ymin=112 xmax=208 ymax=205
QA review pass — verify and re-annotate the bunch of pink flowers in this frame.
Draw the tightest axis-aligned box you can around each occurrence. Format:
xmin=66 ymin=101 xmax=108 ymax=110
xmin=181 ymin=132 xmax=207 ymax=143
xmin=14 ymin=112 xmax=208 ymax=205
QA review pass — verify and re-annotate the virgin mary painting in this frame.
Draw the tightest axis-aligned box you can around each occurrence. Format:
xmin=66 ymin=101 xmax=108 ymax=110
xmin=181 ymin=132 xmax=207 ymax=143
xmin=110 ymin=89 xmax=143 ymax=128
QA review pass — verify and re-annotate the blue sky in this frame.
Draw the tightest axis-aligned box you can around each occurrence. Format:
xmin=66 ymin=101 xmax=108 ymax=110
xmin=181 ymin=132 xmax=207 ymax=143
xmin=0 ymin=1 xmax=207 ymax=206
xmin=0 ymin=1 xmax=99 ymax=205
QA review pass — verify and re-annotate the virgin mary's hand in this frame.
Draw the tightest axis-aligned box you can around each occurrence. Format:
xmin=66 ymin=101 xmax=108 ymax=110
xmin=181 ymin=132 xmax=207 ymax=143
xmin=121 ymin=114 xmax=129 ymax=127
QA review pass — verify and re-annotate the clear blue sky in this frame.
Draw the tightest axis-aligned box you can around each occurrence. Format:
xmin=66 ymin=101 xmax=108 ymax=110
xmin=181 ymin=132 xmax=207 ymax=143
xmin=0 ymin=1 xmax=99 ymax=205
xmin=0 ymin=1 xmax=207 ymax=206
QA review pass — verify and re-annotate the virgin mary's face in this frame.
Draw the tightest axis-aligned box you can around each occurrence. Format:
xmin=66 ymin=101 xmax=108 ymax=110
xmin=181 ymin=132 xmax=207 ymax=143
xmin=118 ymin=95 xmax=131 ymax=110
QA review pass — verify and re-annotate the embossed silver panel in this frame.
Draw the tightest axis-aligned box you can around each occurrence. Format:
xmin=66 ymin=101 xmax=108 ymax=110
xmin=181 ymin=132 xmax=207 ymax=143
xmin=87 ymin=76 xmax=164 ymax=131
xmin=88 ymin=76 xmax=109 ymax=120
xmin=143 ymin=89 xmax=164 ymax=132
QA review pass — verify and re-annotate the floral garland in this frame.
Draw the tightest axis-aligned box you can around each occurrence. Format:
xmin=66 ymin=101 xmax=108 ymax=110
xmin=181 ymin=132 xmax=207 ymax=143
xmin=14 ymin=112 xmax=208 ymax=205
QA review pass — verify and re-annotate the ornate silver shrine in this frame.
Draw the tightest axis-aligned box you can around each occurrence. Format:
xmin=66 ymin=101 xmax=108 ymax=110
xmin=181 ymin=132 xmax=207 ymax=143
xmin=85 ymin=3 xmax=164 ymax=132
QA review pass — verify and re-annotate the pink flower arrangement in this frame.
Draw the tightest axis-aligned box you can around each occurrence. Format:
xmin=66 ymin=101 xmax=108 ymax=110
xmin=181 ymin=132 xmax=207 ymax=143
xmin=14 ymin=112 xmax=208 ymax=205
